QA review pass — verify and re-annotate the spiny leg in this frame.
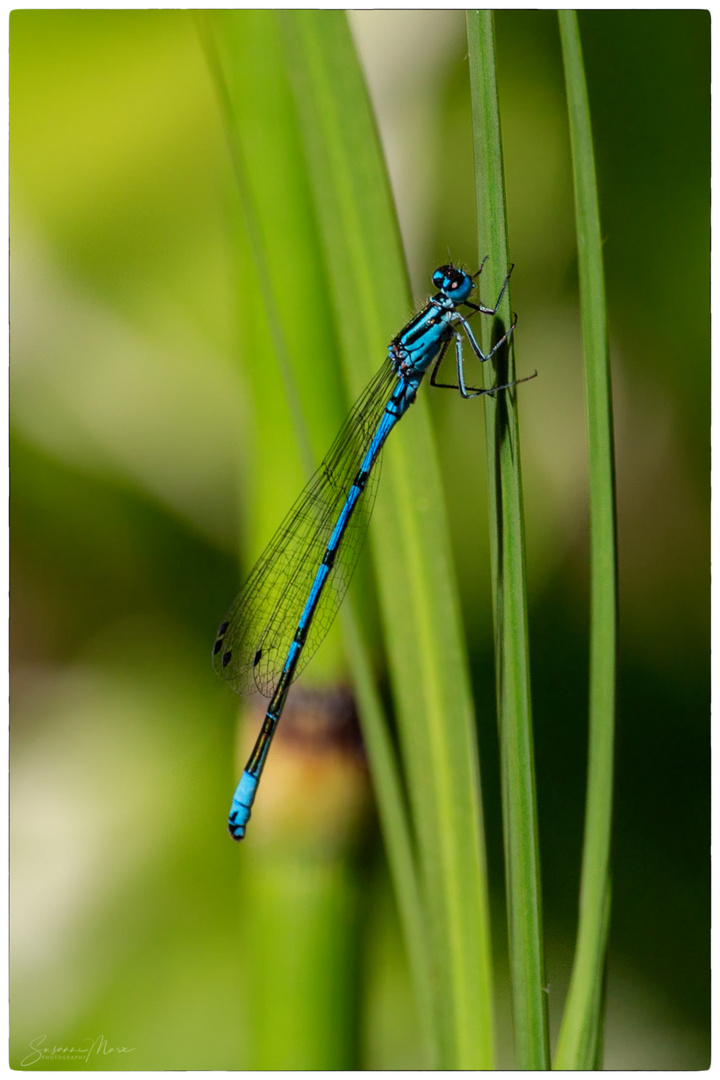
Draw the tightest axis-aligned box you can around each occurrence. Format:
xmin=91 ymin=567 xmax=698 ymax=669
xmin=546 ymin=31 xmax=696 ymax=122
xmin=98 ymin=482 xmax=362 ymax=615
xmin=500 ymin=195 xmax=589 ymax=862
xmin=455 ymin=328 xmax=535 ymax=398
xmin=430 ymin=332 xmax=484 ymax=395
xmin=472 ymin=254 xmax=490 ymax=280
xmin=457 ymin=310 xmax=518 ymax=364
xmin=455 ymin=333 xmax=472 ymax=398
xmin=475 ymin=369 xmax=538 ymax=397
xmin=431 ymin=329 xmax=535 ymax=397
xmin=429 ymin=337 xmax=456 ymax=390
xmin=465 ymin=263 xmax=515 ymax=317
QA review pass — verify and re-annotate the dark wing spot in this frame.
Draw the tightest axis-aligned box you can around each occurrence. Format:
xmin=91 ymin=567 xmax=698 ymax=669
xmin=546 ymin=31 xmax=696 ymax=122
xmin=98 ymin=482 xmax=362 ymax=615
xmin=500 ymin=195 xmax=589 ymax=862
xmin=222 ymin=650 xmax=233 ymax=669
xmin=218 ymin=621 xmax=229 ymax=635
xmin=253 ymin=649 xmax=262 ymax=668
xmin=213 ymin=639 xmax=223 ymax=656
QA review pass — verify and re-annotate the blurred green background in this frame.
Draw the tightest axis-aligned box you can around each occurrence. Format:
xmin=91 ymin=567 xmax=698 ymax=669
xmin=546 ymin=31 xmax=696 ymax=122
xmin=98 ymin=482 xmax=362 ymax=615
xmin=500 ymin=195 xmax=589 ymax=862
xmin=10 ymin=9 xmax=709 ymax=1069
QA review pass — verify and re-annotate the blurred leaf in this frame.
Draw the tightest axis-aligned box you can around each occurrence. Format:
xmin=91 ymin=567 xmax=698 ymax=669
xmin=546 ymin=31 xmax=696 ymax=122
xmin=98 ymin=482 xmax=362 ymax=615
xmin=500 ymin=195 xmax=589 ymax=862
xmin=554 ymin=12 xmax=617 ymax=1069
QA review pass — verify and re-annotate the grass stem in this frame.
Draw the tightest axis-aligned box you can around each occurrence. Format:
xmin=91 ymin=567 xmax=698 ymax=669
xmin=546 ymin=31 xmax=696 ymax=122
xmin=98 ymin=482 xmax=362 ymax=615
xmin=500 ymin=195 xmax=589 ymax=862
xmin=554 ymin=12 xmax=617 ymax=1068
xmin=467 ymin=10 xmax=550 ymax=1070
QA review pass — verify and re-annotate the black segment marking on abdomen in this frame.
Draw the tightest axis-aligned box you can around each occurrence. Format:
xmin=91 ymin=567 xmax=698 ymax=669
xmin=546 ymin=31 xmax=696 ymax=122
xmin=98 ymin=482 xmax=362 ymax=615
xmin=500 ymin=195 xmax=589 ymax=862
xmin=323 ymin=547 xmax=337 ymax=569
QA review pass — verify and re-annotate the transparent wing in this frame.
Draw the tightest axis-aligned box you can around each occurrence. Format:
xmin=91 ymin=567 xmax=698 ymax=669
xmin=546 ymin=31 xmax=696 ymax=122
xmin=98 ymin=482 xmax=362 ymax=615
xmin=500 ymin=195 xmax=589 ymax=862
xmin=213 ymin=358 xmax=399 ymax=697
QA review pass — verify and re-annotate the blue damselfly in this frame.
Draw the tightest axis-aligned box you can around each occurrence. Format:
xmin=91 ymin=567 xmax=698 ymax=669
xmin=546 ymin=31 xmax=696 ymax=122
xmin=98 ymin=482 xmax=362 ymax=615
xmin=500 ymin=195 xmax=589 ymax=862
xmin=214 ymin=261 xmax=534 ymax=839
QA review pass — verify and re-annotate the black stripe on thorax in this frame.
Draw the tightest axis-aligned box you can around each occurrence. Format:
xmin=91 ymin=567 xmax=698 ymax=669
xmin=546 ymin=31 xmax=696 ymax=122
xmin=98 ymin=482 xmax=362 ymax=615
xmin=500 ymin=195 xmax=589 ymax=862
xmin=399 ymin=304 xmax=444 ymax=346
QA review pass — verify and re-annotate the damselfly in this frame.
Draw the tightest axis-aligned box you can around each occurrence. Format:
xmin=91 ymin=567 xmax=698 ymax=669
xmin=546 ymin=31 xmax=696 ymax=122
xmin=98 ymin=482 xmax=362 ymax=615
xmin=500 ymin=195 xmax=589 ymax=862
xmin=214 ymin=261 xmax=534 ymax=839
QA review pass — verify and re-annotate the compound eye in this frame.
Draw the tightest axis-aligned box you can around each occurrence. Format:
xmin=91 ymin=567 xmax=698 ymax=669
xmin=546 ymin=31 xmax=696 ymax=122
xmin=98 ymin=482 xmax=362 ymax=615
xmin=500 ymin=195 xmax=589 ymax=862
xmin=432 ymin=268 xmax=445 ymax=289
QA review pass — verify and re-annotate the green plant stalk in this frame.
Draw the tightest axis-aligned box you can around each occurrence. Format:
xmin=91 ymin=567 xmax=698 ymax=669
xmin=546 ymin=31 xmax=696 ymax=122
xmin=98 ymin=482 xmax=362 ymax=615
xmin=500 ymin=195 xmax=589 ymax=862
xmin=340 ymin=604 xmax=435 ymax=1060
xmin=244 ymin=857 xmax=360 ymax=1068
xmin=467 ymin=11 xmax=550 ymax=1070
xmin=200 ymin=12 xmax=425 ymax=1065
xmin=554 ymin=12 xmax=617 ymax=1069
xmin=280 ymin=11 xmax=494 ymax=1068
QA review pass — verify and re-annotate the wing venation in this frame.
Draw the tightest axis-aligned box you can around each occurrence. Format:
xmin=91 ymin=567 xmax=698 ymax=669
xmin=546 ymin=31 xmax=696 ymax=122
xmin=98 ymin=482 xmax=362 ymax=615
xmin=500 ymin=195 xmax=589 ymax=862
xmin=213 ymin=359 xmax=398 ymax=696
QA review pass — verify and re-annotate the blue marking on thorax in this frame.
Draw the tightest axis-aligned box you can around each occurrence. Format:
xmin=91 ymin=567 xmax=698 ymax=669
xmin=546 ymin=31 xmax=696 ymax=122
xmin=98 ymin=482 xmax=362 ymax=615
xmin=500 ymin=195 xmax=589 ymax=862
xmin=397 ymin=303 xmax=447 ymax=344
xmin=391 ymin=301 xmax=455 ymax=379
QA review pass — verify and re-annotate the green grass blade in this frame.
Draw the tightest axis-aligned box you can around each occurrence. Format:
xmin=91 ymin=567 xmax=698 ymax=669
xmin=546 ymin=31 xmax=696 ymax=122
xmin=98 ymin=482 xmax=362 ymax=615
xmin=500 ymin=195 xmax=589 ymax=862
xmin=196 ymin=13 xmax=315 ymax=479
xmin=201 ymin=10 xmax=447 ymax=1067
xmin=200 ymin=12 xmax=423 ymax=1064
xmin=466 ymin=11 xmax=550 ymax=1070
xmin=554 ymin=12 xmax=617 ymax=1069
xmin=280 ymin=11 xmax=494 ymax=1068
xmin=340 ymin=605 xmax=435 ymax=1059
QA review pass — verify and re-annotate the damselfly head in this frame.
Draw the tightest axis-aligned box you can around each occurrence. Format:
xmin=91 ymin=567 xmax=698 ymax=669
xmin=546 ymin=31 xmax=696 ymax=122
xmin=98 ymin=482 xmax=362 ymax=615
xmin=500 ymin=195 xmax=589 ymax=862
xmin=432 ymin=264 xmax=473 ymax=304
